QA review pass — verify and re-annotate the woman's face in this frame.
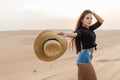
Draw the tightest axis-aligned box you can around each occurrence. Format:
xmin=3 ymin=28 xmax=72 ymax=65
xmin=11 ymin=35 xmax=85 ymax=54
xmin=82 ymin=13 xmax=92 ymax=28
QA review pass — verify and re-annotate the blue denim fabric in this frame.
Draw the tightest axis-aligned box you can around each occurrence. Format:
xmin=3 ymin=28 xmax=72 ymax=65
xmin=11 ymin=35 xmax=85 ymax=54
xmin=77 ymin=49 xmax=93 ymax=64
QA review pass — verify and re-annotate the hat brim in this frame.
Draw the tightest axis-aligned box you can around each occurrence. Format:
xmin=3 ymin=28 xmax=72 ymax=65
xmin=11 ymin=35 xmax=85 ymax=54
xmin=34 ymin=30 xmax=68 ymax=61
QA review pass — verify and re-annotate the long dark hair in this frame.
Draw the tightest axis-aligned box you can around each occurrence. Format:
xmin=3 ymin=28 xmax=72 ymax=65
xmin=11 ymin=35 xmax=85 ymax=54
xmin=71 ymin=10 xmax=92 ymax=54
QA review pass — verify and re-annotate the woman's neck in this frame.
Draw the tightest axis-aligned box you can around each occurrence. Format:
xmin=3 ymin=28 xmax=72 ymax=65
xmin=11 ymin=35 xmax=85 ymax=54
xmin=82 ymin=24 xmax=89 ymax=29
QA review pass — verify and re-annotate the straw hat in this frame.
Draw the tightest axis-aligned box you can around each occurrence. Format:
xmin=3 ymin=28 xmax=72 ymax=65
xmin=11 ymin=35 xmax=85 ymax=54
xmin=34 ymin=30 xmax=68 ymax=61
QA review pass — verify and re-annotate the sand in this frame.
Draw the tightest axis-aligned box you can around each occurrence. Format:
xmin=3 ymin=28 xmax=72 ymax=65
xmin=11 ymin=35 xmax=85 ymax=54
xmin=0 ymin=29 xmax=120 ymax=80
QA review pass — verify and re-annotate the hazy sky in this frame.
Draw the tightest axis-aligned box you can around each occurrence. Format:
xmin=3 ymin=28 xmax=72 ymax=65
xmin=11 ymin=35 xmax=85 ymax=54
xmin=0 ymin=0 xmax=120 ymax=30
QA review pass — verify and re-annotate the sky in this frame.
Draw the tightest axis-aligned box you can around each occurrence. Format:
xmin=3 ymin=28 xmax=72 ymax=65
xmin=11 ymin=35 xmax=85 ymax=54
xmin=0 ymin=0 xmax=120 ymax=30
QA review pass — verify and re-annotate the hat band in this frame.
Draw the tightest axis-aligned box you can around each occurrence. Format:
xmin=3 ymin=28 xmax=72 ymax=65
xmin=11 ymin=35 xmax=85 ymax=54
xmin=42 ymin=38 xmax=59 ymax=47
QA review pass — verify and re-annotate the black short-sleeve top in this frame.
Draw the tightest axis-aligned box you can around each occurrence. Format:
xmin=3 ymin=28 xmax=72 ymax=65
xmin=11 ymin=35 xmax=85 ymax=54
xmin=74 ymin=21 xmax=102 ymax=50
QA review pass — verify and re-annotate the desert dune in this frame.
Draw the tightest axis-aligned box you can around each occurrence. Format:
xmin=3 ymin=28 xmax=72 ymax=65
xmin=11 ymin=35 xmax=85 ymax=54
xmin=0 ymin=29 xmax=120 ymax=80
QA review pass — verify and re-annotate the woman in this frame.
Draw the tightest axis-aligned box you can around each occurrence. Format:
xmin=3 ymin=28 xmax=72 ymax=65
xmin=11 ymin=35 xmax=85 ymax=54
xmin=57 ymin=10 xmax=104 ymax=80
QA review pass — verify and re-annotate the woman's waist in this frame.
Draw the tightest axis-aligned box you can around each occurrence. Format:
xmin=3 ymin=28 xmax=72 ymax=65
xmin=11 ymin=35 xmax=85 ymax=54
xmin=88 ymin=48 xmax=94 ymax=53
xmin=82 ymin=47 xmax=94 ymax=54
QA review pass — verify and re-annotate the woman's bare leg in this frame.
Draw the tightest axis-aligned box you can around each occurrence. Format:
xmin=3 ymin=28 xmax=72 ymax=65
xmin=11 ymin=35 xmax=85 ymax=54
xmin=77 ymin=64 xmax=84 ymax=80
xmin=77 ymin=63 xmax=97 ymax=80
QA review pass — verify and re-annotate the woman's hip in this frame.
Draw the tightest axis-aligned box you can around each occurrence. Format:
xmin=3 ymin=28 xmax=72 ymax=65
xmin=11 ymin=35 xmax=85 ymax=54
xmin=76 ymin=49 xmax=93 ymax=64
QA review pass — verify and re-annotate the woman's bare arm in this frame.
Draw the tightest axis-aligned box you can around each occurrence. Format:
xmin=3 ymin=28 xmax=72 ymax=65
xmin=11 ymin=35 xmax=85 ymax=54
xmin=57 ymin=32 xmax=77 ymax=38
xmin=92 ymin=11 xmax=104 ymax=23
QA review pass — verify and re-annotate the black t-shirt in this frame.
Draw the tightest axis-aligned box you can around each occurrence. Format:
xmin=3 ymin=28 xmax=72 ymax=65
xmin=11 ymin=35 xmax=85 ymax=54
xmin=74 ymin=21 xmax=102 ymax=50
